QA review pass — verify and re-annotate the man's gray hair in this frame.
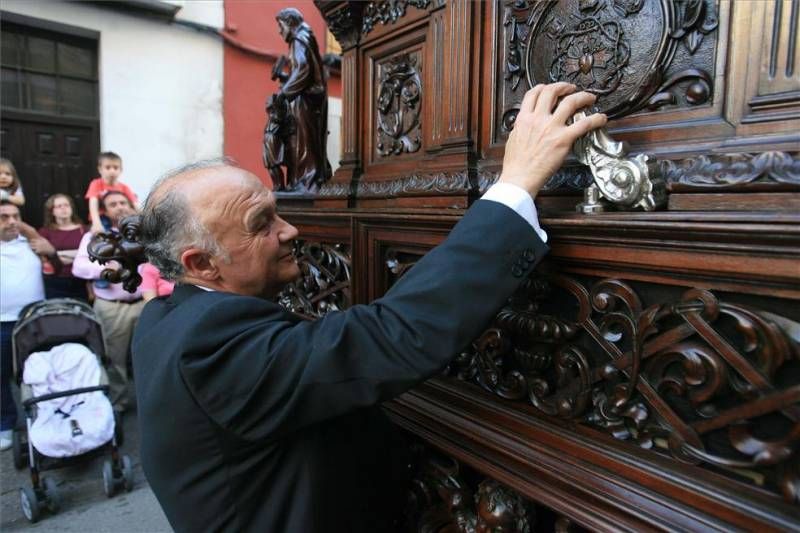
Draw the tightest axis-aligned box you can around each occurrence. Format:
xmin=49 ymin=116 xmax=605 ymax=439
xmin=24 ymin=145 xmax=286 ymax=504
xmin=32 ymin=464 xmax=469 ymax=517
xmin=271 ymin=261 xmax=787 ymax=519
xmin=140 ymin=158 xmax=232 ymax=281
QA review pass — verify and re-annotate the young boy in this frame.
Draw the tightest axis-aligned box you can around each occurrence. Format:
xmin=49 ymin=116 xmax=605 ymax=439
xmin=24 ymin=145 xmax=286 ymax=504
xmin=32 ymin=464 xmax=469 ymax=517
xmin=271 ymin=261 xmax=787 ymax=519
xmin=85 ymin=152 xmax=138 ymax=233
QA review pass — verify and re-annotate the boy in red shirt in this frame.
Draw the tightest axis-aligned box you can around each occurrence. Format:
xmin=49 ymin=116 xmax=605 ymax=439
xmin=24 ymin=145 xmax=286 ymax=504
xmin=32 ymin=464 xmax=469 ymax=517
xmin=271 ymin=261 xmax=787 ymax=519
xmin=85 ymin=152 xmax=138 ymax=233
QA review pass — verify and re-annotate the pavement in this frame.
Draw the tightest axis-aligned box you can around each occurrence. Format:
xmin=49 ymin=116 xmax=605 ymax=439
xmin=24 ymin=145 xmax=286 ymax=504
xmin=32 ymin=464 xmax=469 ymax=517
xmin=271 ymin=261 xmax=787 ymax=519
xmin=0 ymin=397 xmax=172 ymax=532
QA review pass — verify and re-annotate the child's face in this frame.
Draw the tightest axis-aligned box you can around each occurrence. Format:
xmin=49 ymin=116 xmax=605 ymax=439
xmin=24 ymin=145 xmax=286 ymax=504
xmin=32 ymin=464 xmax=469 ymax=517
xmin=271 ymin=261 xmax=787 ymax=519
xmin=0 ymin=165 xmax=13 ymax=189
xmin=98 ymin=158 xmax=122 ymax=183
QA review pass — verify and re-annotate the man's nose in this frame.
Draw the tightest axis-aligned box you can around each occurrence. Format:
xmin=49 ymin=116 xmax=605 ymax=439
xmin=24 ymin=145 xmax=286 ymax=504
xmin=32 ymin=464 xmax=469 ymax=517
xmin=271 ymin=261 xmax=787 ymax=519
xmin=278 ymin=218 xmax=299 ymax=242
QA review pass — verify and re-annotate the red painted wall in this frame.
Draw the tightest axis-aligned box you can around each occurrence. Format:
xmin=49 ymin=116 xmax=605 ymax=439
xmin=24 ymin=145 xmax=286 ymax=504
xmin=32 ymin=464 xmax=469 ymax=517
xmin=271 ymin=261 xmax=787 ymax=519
xmin=223 ymin=0 xmax=341 ymax=187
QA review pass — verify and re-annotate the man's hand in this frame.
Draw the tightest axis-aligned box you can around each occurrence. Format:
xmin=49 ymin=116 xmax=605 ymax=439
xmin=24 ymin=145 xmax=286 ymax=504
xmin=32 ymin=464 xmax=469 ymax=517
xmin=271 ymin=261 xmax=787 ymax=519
xmin=499 ymin=82 xmax=608 ymax=197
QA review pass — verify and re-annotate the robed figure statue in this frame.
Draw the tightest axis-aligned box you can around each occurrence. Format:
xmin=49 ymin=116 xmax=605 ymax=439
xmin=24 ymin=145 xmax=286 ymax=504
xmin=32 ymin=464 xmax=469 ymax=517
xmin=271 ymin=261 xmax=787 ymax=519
xmin=264 ymin=8 xmax=331 ymax=194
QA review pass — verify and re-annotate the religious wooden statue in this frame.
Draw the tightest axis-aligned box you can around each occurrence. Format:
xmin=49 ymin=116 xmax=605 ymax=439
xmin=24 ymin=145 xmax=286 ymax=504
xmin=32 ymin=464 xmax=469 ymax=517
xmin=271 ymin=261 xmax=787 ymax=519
xmin=264 ymin=7 xmax=331 ymax=194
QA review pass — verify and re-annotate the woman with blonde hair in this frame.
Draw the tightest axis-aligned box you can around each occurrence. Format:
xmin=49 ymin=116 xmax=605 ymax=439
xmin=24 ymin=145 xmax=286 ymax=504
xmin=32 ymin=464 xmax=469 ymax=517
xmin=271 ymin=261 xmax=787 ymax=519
xmin=38 ymin=194 xmax=88 ymax=300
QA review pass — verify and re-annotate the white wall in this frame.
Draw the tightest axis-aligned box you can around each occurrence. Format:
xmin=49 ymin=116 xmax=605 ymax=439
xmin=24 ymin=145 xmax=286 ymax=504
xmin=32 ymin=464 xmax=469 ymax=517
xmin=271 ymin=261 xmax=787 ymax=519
xmin=2 ymin=0 xmax=224 ymax=201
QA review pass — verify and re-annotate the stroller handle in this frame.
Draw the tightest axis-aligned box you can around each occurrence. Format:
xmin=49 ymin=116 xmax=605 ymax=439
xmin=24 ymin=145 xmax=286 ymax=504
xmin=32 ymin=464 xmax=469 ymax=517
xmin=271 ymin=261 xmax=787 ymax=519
xmin=22 ymin=385 xmax=110 ymax=408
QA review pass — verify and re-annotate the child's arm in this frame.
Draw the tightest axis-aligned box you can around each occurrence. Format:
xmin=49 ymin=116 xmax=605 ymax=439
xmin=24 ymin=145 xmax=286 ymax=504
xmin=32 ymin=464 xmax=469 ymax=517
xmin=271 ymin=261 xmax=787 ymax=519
xmin=88 ymin=196 xmax=104 ymax=233
xmin=0 ymin=189 xmax=25 ymax=206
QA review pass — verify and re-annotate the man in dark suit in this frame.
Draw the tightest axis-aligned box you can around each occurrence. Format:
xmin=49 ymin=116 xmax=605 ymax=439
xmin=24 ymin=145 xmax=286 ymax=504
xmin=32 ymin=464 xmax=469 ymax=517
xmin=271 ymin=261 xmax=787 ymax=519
xmin=132 ymin=83 xmax=606 ymax=532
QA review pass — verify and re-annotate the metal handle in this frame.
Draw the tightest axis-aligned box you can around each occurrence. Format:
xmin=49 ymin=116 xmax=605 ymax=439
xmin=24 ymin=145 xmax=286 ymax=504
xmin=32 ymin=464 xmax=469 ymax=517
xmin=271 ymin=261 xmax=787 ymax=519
xmin=572 ymin=110 xmax=666 ymax=214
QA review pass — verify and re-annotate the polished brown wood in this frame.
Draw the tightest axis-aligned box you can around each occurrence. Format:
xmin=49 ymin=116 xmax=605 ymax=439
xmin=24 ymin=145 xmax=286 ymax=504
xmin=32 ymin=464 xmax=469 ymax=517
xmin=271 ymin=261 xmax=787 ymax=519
xmin=304 ymin=1 xmax=800 ymax=530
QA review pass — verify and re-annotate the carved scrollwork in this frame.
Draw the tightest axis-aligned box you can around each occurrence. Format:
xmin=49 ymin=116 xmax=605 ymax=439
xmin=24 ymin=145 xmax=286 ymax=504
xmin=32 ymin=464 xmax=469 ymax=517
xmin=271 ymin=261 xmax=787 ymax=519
xmin=376 ymin=53 xmax=422 ymax=156
xmin=86 ymin=215 xmax=145 ymax=293
xmin=276 ymin=240 xmax=351 ymax=319
xmin=362 ymin=0 xmax=431 ymax=35
xmin=448 ymin=270 xmax=800 ymax=502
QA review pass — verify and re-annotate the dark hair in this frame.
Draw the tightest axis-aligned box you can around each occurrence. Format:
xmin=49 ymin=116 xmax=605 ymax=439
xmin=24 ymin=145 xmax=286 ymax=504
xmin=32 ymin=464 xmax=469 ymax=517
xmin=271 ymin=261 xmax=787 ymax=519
xmin=98 ymin=151 xmax=122 ymax=165
xmin=0 ymin=158 xmax=20 ymax=192
xmin=43 ymin=193 xmax=84 ymax=229
xmin=276 ymin=7 xmax=304 ymax=27
xmin=100 ymin=190 xmax=132 ymax=210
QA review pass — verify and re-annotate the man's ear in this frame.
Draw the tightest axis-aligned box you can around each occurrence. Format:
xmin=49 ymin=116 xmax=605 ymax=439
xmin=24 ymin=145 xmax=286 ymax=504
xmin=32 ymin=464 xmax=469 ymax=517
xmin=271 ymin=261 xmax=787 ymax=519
xmin=181 ymin=248 xmax=219 ymax=281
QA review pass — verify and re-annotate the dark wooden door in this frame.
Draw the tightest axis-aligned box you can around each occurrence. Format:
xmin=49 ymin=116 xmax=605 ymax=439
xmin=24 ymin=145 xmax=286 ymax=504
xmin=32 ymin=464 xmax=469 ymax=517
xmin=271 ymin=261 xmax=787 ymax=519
xmin=0 ymin=115 xmax=98 ymax=227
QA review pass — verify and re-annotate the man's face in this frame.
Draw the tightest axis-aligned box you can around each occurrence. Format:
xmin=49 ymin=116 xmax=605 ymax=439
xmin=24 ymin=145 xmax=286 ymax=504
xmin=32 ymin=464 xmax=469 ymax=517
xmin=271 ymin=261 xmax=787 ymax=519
xmin=196 ymin=169 xmax=300 ymax=298
xmin=0 ymin=204 xmax=21 ymax=241
xmin=98 ymin=158 xmax=122 ymax=183
xmin=102 ymin=193 xmax=135 ymax=226
xmin=277 ymin=19 xmax=291 ymax=42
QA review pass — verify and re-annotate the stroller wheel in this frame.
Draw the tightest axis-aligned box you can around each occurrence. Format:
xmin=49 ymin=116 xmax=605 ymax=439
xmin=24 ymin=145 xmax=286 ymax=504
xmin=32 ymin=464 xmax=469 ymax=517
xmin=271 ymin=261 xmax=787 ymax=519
xmin=12 ymin=430 xmax=26 ymax=470
xmin=42 ymin=477 xmax=61 ymax=513
xmin=20 ymin=486 xmax=40 ymax=523
xmin=102 ymin=460 xmax=116 ymax=497
xmin=121 ymin=455 xmax=134 ymax=492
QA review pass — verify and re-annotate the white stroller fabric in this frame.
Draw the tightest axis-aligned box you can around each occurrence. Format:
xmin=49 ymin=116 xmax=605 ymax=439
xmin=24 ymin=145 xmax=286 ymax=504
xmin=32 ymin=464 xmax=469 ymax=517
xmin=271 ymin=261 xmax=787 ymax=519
xmin=22 ymin=343 xmax=115 ymax=458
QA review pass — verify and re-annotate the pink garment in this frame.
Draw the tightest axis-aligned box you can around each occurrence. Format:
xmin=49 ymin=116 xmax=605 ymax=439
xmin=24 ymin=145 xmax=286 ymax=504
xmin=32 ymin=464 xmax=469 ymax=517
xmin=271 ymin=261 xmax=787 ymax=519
xmin=139 ymin=263 xmax=174 ymax=297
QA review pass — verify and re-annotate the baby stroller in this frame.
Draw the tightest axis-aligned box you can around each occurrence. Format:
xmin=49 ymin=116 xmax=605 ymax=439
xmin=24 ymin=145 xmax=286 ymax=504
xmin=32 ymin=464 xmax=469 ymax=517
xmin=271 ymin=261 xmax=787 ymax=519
xmin=11 ymin=298 xmax=133 ymax=523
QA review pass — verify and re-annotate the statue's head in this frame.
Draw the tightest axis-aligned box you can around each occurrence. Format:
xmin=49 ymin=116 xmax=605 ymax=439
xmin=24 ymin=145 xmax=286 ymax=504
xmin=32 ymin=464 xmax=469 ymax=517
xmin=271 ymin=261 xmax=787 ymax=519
xmin=276 ymin=8 xmax=304 ymax=43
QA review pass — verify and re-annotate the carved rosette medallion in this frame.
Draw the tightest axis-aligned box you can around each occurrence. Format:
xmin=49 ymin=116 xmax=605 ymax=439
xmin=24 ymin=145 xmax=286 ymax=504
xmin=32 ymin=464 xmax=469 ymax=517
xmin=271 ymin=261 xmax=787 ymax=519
xmin=376 ymin=52 xmax=423 ymax=157
xmin=526 ymin=0 xmax=667 ymax=117
xmin=499 ymin=0 xmax=718 ymax=123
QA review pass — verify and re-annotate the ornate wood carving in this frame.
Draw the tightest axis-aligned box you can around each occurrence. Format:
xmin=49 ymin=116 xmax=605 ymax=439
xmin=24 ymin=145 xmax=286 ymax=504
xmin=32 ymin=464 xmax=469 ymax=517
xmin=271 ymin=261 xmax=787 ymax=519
xmin=362 ymin=0 xmax=431 ymax=35
xmin=320 ymin=2 xmax=364 ymax=50
xmin=661 ymin=150 xmax=800 ymax=190
xmin=446 ymin=272 xmax=800 ymax=504
xmin=376 ymin=53 xmax=423 ymax=157
xmin=474 ymin=151 xmax=800 ymax=195
xmin=498 ymin=0 xmax=719 ymax=137
xmin=276 ymin=240 xmax=351 ymax=319
xmin=320 ymin=171 xmax=471 ymax=198
xmin=406 ymin=448 xmax=537 ymax=533
xmin=86 ymin=215 xmax=145 ymax=294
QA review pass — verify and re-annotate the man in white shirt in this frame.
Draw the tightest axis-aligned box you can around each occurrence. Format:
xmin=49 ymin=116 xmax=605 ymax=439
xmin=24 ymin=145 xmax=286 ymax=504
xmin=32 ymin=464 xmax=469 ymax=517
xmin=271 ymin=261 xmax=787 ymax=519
xmin=0 ymin=201 xmax=46 ymax=450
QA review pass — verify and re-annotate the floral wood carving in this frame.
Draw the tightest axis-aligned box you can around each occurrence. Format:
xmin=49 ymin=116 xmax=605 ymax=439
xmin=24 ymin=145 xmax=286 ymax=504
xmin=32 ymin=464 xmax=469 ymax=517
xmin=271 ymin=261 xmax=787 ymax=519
xmin=86 ymin=215 xmax=145 ymax=293
xmin=475 ymin=151 xmax=800 ymax=195
xmin=499 ymin=0 xmax=719 ymax=128
xmin=276 ymin=240 xmax=351 ymax=319
xmin=320 ymin=171 xmax=472 ymax=198
xmin=447 ymin=273 xmax=800 ymax=503
xmin=376 ymin=53 xmax=422 ymax=157
xmin=322 ymin=3 xmax=363 ymax=50
xmin=660 ymin=151 xmax=800 ymax=189
xmin=362 ymin=0 xmax=431 ymax=35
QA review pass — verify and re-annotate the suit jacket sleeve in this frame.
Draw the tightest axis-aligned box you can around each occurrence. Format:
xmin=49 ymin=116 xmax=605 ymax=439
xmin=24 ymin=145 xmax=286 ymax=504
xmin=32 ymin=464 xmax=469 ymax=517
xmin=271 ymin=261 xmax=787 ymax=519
xmin=178 ymin=199 xmax=548 ymax=442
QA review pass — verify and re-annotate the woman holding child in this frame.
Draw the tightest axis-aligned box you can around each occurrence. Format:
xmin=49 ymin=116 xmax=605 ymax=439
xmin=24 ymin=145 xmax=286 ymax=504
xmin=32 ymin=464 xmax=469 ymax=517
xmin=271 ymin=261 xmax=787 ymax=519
xmin=38 ymin=194 xmax=89 ymax=301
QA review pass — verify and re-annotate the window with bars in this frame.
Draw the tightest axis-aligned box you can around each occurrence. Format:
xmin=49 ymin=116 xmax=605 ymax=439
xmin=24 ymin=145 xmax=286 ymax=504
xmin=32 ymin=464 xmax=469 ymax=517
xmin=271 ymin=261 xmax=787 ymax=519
xmin=1 ymin=23 xmax=98 ymax=118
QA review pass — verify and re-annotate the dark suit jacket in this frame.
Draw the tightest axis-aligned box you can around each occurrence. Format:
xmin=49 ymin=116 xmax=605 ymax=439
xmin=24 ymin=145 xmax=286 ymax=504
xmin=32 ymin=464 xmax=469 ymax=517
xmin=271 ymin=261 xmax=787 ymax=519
xmin=132 ymin=199 xmax=548 ymax=532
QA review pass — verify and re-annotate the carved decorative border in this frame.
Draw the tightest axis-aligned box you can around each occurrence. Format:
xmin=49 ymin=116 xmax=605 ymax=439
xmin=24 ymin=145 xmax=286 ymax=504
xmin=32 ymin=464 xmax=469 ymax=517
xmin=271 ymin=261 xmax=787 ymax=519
xmin=320 ymin=152 xmax=799 ymax=198
xmin=362 ymin=0 xmax=431 ymax=35
xmin=660 ymin=151 xmax=800 ymax=188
